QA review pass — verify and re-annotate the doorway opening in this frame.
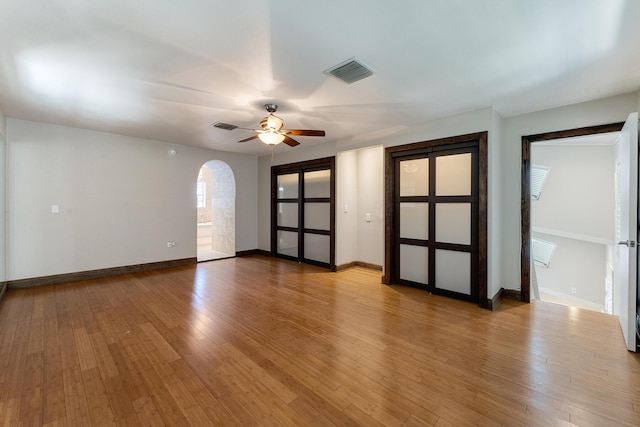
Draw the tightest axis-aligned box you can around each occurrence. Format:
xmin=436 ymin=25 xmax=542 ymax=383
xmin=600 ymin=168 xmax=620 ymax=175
xmin=196 ymin=160 xmax=236 ymax=262
xmin=530 ymin=132 xmax=620 ymax=313
xmin=521 ymin=122 xmax=624 ymax=303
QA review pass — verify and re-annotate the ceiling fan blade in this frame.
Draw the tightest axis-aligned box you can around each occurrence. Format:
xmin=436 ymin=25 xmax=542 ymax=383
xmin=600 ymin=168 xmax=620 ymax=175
xmin=283 ymin=136 xmax=300 ymax=147
xmin=238 ymin=134 xmax=259 ymax=143
xmin=282 ymin=129 xmax=325 ymax=137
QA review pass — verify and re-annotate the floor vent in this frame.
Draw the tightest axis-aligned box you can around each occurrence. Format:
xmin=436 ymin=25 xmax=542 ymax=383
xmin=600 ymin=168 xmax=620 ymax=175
xmin=324 ymin=57 xmax=375 ymax=84
xmin=211 ymin=122 xmax=238 ymax=131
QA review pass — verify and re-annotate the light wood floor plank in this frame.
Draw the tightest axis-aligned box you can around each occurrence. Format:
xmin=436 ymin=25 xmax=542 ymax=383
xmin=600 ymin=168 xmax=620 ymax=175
xmin=0 ymin=255 xmax=639 ymax=426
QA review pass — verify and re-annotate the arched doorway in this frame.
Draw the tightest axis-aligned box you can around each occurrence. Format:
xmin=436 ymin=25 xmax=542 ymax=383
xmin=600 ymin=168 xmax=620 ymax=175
xmin=196 ymin=160 xmax=236 ymax=262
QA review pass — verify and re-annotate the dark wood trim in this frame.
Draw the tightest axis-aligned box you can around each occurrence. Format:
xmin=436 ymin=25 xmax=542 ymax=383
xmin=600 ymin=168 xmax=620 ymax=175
xmin=7 ymin=257 xmax=197 ymax=289
xmin=501 ymin=288 xmax=522 ymax=301
xmin=236 ymin=249 xmax=272 ymax=257
xmin=521 ymin=122 xmax=624 ymax=303
xmin=383 ymin=147 xmax=394 ymax=284
xmin=478 ymin=131 xmax=488 ymax=308
xmin=384 ymin=132 xmax=489 ymax=309
xmin=336 ymin=261 xmax=383 ymax=272
xmin=256 ymin=249 xmax=272 ymax=257
xmin=271 ymin=157 xmax=336 ymax=174
xmin=197 ymin=256 xmax=235 ymax=263
xmin=0 ymin=282 xmax=7 ymax=303
xmin=385 ymin=132 xmax=484 ymax=155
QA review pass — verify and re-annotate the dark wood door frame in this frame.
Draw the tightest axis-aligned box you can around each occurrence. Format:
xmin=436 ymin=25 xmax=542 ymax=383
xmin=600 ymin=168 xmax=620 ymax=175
xmin=271 ymin=156 xmax=336 ymax=271
xmin=384 ymin=131 xmax=488 ymax=308
xmin=520 ymin=122 xmax=624 ymax=302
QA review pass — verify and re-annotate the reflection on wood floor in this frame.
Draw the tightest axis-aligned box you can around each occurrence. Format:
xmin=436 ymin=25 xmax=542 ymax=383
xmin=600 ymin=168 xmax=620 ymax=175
xmin=0 ymin=255 xmax=638 ymax=426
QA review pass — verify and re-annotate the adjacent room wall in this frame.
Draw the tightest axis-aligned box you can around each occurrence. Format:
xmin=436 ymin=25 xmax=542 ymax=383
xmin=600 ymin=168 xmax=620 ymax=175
xmin=530 ymin=144 xmax=614 ymax=308
xmin=6 ymin=118 xmax=258 ymax=281
xmin=534 ymin=233 xmax=607 ymax=310
xmin=532 ymin=144 xmax=615 ymax=242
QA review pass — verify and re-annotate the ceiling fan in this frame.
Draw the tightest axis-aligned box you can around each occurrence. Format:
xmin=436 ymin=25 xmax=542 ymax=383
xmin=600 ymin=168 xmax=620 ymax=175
xmin=237 ymin=104 xmax=325 ymax=147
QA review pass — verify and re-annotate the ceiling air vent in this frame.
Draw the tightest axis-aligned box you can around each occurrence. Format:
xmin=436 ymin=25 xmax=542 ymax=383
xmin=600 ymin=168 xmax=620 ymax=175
xmin=211 ymin=122 xmax=238 ymax=131
xmin=324 ymin=57 xmax=375 ymax=84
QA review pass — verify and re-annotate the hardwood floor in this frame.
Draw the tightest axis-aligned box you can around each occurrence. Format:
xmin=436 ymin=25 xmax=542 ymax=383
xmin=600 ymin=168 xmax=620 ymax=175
xmin=0 ymin=255 xmax=638 ymax=426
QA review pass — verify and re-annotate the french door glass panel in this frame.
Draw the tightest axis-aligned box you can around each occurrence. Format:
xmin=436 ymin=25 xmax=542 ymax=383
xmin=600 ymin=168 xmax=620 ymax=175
xmin=277 ymin=203 xmax=298 ymax=228
xmin=399 ymin=244 xmax=429 ymax=284
xmin=435 ymin=203 xmax=471 ymax=245
xmin=304 ymin=233 xmax=330 ymax=264
xmin=277 ymin=230 xmax=298 ymax=257
xmin=435 ymin=250 xmax=471 ymax=294
xmin=304 ymin=203 xmax=330 ymax=230
xmin=435 ymin=153 xmax=471 ymax=195
xmin=400 ymin=203 xmax=429 ymax=240
xmin=277 ymin=173 xmax=298 ymax=199
xmin=400 ymin=158 xmax=429 ymax=196
xmin=396 ymin=147 xmax=476 ymax=299
xmin=304 ymin=170 xmax=331 ymax=198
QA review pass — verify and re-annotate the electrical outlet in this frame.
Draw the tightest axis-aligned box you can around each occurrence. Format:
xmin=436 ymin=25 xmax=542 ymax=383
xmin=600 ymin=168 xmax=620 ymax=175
xmin=167 ymin=241 xmax=176 ymax=248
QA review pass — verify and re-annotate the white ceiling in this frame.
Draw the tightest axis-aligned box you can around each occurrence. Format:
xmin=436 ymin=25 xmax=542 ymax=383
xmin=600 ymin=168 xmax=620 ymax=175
xmin=1 ymin=0 xmax=639 ymax=156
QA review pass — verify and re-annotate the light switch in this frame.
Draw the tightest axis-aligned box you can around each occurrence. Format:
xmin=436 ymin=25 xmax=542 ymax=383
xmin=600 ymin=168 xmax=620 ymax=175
xmin=51 ymin=205 xmax=59 ymax=214
xmin=365 ymin=213 xmax=371 ymax=222
xmin=344 ymin=205 xmax=348 ymax=213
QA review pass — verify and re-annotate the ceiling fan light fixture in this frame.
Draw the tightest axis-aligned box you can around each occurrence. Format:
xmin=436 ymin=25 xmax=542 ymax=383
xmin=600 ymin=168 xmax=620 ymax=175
xmin=258 ymin=132 xmax=285 ymax=145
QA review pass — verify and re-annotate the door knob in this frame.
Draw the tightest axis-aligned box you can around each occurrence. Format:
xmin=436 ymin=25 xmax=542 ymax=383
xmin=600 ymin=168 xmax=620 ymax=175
xmin=618 ymin=240 xmax=637 ymax=248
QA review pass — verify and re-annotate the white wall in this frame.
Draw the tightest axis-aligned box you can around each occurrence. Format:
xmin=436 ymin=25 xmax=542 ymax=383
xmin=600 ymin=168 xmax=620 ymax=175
xmin=336 ymin=150 xmax=358 ymax=265
xmin=532 ymin=144 xmax=615 ymax=242
xmin=534 ymin=233 xmax=606 ymax=310
xmin=6 ymin=118 xmax=257 ymax=280
xmin=356 ymin=147 xmax=384 ymax=266
xmin=501 ymin=92 xmax=639 ymax=290
xmin=335 ymin=146 xmax=384 ymax=268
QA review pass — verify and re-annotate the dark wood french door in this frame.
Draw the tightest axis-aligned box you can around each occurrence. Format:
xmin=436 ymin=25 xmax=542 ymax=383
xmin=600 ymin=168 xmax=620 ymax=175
xmin=385 ymin=132 xmax=487 ymax=306
xmin=271 ymin=157 xmax=335 ymax=270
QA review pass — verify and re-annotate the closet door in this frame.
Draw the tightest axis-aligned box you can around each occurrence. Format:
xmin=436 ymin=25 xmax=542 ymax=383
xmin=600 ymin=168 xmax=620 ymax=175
xmin=271 ymin=157 xmax=335 ymax=270
xmin=394 ymin=145 xmax=479 ymax=302
xmin=396 ymin=157 xmax=430 ymax=287
xmin=303 ymin=169 xmax=332 ymax=265
xmin=275 ymin=173 xmax=300 ymax=259
xmin=431 ymin=149 xmax=477 ymax=300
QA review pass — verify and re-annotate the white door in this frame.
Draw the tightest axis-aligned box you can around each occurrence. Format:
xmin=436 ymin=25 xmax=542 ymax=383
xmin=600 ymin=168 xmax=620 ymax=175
xmin=613 ymin=112 xmax=638 ymax=352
